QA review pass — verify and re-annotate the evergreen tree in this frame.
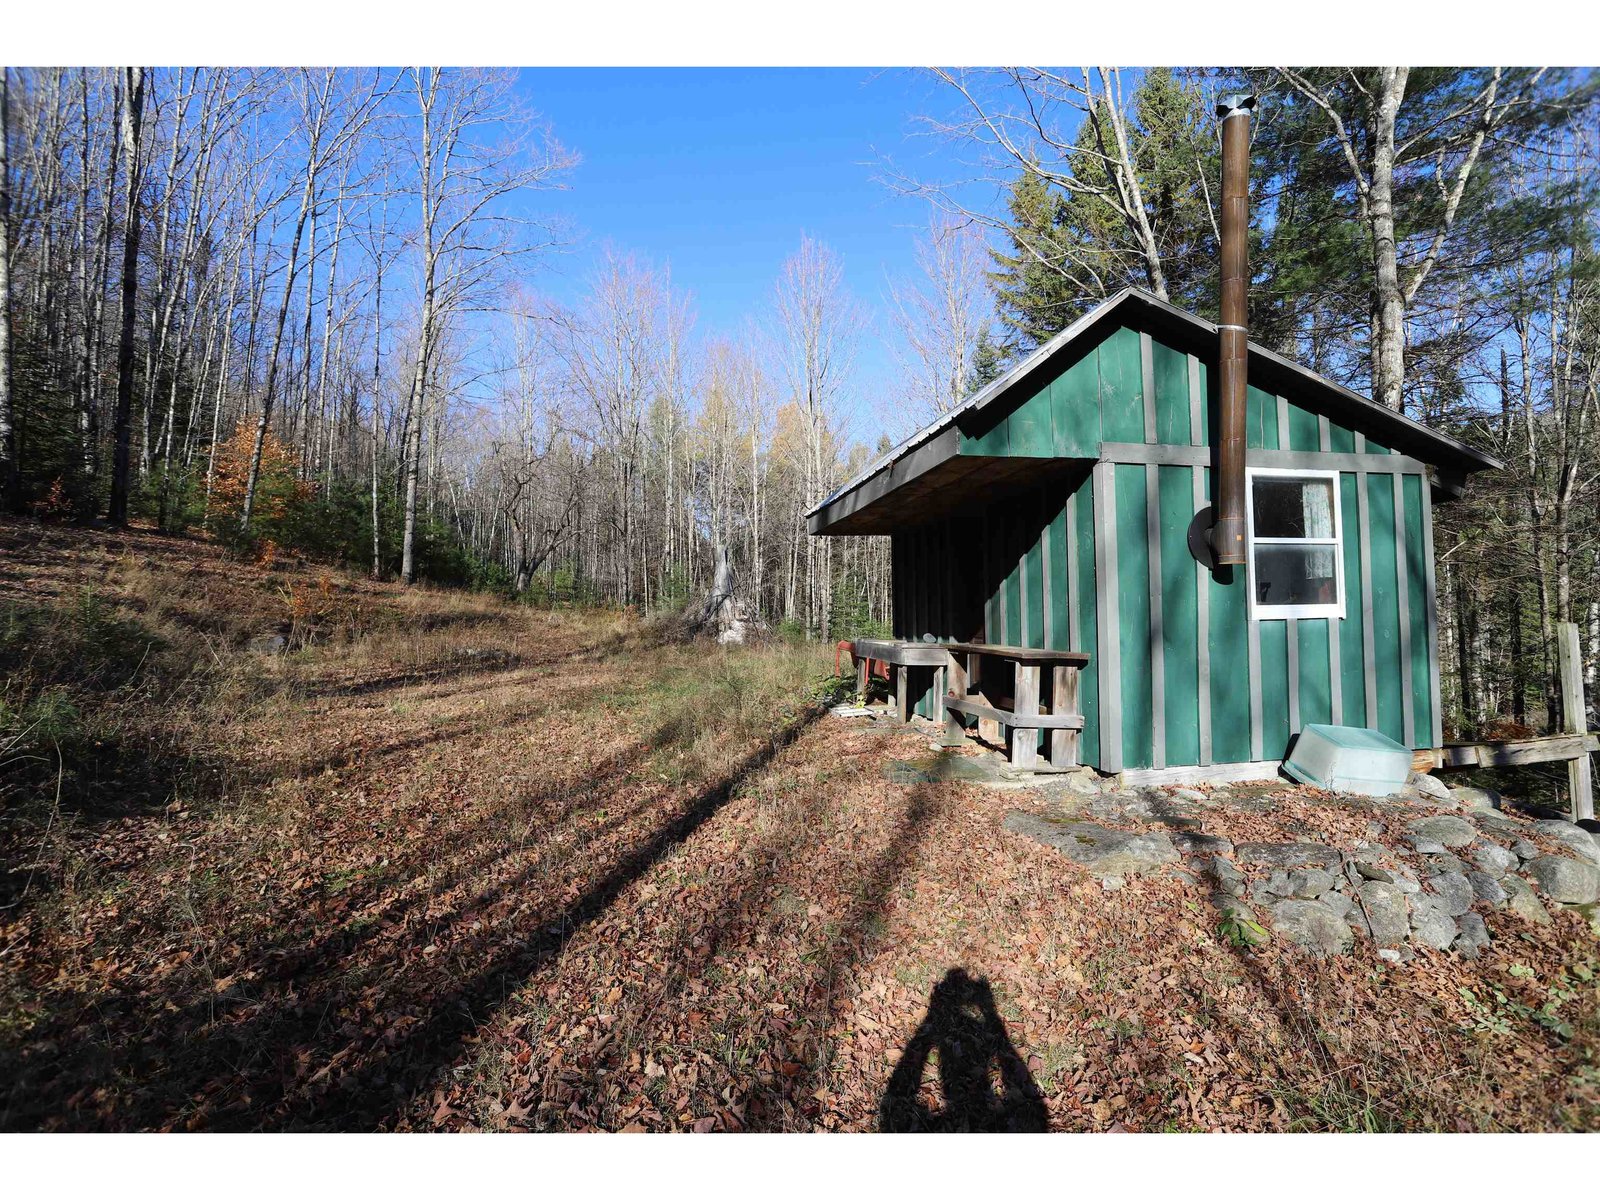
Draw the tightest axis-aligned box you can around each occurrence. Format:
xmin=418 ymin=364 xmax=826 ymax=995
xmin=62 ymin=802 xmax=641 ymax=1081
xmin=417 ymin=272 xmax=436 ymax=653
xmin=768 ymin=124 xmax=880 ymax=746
xmin=987 ymin=168 xmax=1076 ymax=354
xmin=986 ymin=69 xmax=1218 ymax=354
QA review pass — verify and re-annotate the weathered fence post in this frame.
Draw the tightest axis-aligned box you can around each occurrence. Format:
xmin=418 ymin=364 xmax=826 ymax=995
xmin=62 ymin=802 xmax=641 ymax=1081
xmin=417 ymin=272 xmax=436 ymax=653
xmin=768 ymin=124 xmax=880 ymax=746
xmin=1558 ymin=622 xmax=1594 ymax=823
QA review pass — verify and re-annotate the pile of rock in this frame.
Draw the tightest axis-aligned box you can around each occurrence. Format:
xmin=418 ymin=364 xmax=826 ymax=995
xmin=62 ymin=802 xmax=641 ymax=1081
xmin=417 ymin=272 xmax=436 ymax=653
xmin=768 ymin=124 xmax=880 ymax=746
xmin=1004 ymin=782 xmax=1600 ymax=961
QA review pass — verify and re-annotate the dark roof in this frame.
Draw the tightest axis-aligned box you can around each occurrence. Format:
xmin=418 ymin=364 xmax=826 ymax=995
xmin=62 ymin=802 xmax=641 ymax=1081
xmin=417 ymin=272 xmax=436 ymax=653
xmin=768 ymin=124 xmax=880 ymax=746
xmin=808 ymin=287 xmax=1502 ymax=535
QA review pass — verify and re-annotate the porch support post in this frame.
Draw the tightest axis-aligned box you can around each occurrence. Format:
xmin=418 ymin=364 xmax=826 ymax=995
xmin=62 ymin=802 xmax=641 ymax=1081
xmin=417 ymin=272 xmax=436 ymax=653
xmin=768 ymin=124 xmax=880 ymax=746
xmin=1012 ymin=661 xmax=1041 ymax=768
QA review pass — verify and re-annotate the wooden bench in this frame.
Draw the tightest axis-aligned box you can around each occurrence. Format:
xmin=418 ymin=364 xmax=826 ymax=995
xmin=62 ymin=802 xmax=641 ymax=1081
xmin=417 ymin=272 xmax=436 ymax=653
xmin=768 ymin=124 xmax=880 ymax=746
xmin=851 ymin=638 xmax=957 ymax=722
xmin=941 ymin=643 xmax=1090 ymax=770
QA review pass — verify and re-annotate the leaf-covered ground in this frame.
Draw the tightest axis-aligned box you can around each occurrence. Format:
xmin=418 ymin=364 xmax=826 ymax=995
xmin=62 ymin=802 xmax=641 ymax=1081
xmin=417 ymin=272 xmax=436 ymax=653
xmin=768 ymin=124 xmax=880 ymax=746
xmin=2 ymin=519 xmax=1598 ymax=1131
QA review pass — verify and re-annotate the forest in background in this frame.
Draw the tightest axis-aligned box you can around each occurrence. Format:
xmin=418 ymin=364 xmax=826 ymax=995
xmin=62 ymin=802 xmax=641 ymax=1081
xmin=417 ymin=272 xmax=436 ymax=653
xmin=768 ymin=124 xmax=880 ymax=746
xmin=0 ymin=66 xmax=1597 ymax=736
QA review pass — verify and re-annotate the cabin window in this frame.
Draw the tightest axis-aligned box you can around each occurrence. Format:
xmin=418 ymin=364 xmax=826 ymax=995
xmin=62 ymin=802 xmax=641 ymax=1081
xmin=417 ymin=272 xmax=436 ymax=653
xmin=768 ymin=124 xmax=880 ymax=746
xmin=1246 ymin=468 xmax=1344 ymax=620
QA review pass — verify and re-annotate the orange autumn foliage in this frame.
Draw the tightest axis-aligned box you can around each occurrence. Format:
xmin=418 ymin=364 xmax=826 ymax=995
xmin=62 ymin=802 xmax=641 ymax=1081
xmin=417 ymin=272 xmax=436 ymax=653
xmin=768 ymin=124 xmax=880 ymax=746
xmin=208 ymin=421 xmax=315 ymax=539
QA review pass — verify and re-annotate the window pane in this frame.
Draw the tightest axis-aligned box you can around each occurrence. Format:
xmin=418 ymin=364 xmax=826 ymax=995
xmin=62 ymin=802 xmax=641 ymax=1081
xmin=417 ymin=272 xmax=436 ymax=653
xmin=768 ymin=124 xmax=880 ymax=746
xmin=1254 ymin=544 xmax=1338 ymax=608
xmin=1253 ymin=476 xmax=1335 ymax=539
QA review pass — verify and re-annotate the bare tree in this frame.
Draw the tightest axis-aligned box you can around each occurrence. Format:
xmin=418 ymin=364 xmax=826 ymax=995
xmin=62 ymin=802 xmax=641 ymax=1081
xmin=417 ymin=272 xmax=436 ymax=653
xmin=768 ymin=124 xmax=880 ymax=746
xmin=0 ymin=67 xmax=15 ymax=508
xmin=397 ymin=67 xmax=574 ymax=583
xmin=1275 ymin=67 xmax=1552 ymax=411
xmin=772 ymin=234 xmax=860 ymax=639
xmin=107 ymin=66 xmax=147 ymax=525
xmin=885 ymin=215 xmax=990 ymax=429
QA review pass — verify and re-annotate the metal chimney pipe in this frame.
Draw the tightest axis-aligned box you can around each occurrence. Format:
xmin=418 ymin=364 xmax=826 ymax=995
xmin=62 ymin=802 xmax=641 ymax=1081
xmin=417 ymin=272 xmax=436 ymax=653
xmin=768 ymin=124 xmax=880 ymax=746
xmin=1210 ymin=93 xmax=1256 ymax=567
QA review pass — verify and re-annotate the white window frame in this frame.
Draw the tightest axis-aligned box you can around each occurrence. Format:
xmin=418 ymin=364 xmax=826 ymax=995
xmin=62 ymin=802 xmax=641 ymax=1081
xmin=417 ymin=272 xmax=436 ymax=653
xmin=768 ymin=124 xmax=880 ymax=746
xmin=1245 ymin=466 xmax=1346 ymax=621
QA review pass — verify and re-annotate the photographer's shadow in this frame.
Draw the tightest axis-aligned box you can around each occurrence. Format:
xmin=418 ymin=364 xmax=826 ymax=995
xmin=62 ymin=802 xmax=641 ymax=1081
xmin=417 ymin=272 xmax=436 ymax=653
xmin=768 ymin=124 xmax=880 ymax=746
xmin=878 ymin=968 xmax=1047 ymax=1132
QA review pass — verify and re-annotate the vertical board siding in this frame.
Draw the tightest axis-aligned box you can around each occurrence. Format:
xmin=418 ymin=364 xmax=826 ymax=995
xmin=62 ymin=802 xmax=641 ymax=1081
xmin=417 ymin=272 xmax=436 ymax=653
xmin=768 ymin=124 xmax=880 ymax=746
xmin=1072 ymin=482 xmax=1101 ymax=769
xmin=891 ymin=322 xmax=1446 ymax=771
xmin=1052 ymin=353 xmax=1101 ymax=458
xmin=1286 ymin=403 xmax=1322 ymax=452
xmin=1246 ymin=384 xmax=1281 ymax=449
xmin=1418 ymin=478 xmax=1443 ymax=748
xmin=1207 ymin=512 xmax=1253 ymax=766
xmin=1366 ymin=472 xmax=1405 ymax=744
xmin=1159 ymin=464 xmax=1201 ymax=767
xmin=1099 ymin=327 xmax=1147 ymax=444
xmin=1046 ymin=500 xmax=1069 ymax=653
xmin=1195 ymin=465 xmax=1213 ymax=764
xmin=1402 ymin=473 xmax=1435 ymax=746
xmin=1297 ymin=618 xmax=1334 ymax=727
xmin=1093 ymin=464 xmax=1122 ymax=772
xmin=1114 ymin=464 xmax=1155 ymax=769
xmin=1153 ymin=342 xmax=1192 ymax=445
xmin=1258 ymin=619 xmax=1292 ymax=759
xmin=1024 ymin=491 xmax=1046 ymax=650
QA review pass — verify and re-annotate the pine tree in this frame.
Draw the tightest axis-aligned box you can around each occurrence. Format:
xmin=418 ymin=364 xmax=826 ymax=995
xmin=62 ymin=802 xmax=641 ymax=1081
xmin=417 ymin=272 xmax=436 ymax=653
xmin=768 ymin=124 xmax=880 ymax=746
xmin=986 ymin=69 xmax=1219 ymax=353
xmin=988 ymin=168 xmax=1076 ymax=354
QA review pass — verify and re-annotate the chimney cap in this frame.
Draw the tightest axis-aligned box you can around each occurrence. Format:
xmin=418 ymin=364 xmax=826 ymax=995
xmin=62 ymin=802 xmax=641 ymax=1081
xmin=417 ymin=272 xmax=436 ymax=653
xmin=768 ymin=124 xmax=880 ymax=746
xmin=1216 ymin=93 xmax=1258 ymax=120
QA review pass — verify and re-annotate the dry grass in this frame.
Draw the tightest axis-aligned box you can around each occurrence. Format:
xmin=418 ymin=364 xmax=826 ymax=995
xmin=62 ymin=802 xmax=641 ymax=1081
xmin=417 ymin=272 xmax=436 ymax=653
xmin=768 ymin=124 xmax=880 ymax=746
xmin=2 ymin=517 xmax=1598 ymax=1133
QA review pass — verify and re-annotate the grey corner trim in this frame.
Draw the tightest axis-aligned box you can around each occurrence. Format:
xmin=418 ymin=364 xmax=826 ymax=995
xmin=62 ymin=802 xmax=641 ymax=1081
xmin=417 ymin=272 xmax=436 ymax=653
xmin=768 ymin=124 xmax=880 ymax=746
xmin=1394 ymin=473 xmax=1416 ymax=747
xmin=1066 ymin=490 xmax=1081 ymax=651
xmin=1248 ymin=604 xmax=1264 ymax=763
xmin=1098 ymin=441 xmax=1433 ymax=477
xmin=1276 ymin=394 xmax=1290 ymax=449
xmin=1140 ymin=331 xmax=1157 ymax=445
xmin=1093 ymin=463 xmax=1123 ymax=773
xmin=1420 ymin=482 xmax=1443 ymax=748
xmin=1146 ymin=463 xmax=1166 ymax=769
xmin=1318 ymin=414 xmax=1331 ymax=453
xmin=1187 ymin=354 xmax=1204 ymax=448
xmin=1329 ymin=610 xmax=1344 ymax=726
xmin=1194 ymin=463 xmax=1213 ymax=766
xmin=1286 ymin=617 xmax=1301 ymax=736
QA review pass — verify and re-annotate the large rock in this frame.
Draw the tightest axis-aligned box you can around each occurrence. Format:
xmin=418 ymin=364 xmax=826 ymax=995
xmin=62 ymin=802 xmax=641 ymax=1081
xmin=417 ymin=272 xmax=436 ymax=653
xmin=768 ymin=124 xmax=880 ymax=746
xmin=1406 ymin=815 xmax=1477 ymax=850
xmin=1408 ymin=771 xmax=1453 ymax=802
xmin=1471 ymin=844 xmax=1518 ymax=879
xmin=1466 ymin=870 xmax=1507 ymax=909
xmin=1206 ymin=855 xmax=1247 ymax=897
xmin=1284 ymin=868 xmax=1337 ymax=899
xmin=1353 ymin=860 xmax=1395 ymax=884
xmin=1356 ymin=881 xmax=1411 ymax=947
xmin=1454 ymin=912 xmax=1492 ymax=959
xmin=1472 ymin=812 xmax=1526 ymax=838
xmin=1320 ymin=890 xmax=1355 ymax=920
xmin=1501 ymin=875 xmax=1552 ymax=925
xmin=1269 ymin=899 xmax=1355 ymax=957
xmin=1172 ymin=831 xmax=1234 ymax=858
xmin=1532 ymin=820 xmax=1600 ymax=866
xmin=1421 ymin=851 xmax=1467 ymax=877
xmin=1002 ymin=814 xmax=1180 ymax=879
xmin=1409 ymin=896 xmax=1459 ymax=950
xmin=1236 ymin=842 xmax=1341 ymax=871
xmin=1526 ymin=855 xmax=1600 ymax=905
xmin=1425 ymin=871 xmax=1475 ymax=918
xmin=1449 ymin=786 xmax=1501 ymax=812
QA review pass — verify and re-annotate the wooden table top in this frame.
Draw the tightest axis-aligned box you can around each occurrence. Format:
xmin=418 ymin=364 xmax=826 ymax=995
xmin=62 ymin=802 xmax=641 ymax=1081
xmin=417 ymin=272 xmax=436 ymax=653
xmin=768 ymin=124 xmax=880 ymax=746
xmin=944 ymin=642 xmax=1091 ymax=665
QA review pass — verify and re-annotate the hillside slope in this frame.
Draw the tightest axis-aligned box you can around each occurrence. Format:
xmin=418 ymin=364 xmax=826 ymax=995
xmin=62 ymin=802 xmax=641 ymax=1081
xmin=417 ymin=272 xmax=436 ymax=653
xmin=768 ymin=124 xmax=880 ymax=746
xmin=1 ymin=519 xmax=1597 ymax=1132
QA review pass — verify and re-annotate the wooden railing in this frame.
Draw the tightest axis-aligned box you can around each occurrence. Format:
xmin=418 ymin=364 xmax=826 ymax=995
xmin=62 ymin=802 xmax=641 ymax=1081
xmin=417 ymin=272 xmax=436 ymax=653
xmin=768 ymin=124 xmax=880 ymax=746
xmin=941 ymin=643 xmax=1090 ymax=770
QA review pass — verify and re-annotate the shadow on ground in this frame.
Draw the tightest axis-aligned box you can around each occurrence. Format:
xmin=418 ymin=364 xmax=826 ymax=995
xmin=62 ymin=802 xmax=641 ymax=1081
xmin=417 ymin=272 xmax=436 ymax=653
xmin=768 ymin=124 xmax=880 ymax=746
xmin=878 ymin=968 xmax=1046 ymax=1133
xmin=0 ymin=667 xmax=826 ymax=1131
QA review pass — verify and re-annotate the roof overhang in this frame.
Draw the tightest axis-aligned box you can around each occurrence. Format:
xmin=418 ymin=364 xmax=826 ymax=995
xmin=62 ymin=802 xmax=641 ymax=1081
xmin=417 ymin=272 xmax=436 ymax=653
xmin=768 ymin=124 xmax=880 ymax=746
xmin=808 ymin=288 xmax=1502 ymax=537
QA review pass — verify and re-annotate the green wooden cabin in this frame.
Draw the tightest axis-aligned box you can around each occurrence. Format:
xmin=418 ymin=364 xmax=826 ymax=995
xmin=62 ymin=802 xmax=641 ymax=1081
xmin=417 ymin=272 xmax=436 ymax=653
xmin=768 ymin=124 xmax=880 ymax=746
xmin=807 ymin=288 xmax=1500 ymax=780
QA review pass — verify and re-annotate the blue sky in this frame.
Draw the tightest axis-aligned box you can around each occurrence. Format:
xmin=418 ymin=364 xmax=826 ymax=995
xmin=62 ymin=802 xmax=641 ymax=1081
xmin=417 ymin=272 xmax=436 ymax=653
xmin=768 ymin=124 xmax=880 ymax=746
xmin=515 ymin=67 xmax=1002 ymax=437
